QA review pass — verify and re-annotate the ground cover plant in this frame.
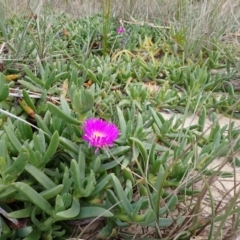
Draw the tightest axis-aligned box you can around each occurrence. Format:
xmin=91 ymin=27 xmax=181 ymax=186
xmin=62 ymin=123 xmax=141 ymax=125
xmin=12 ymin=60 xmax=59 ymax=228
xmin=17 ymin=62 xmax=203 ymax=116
xmin=1 ymin=0 xmax=240 ymax=239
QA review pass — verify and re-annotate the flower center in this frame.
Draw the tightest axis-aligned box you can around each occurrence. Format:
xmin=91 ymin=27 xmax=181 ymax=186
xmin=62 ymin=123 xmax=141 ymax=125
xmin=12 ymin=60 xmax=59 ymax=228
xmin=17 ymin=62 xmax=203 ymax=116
xmin=93 ymin=131 xmax=106 ymax=139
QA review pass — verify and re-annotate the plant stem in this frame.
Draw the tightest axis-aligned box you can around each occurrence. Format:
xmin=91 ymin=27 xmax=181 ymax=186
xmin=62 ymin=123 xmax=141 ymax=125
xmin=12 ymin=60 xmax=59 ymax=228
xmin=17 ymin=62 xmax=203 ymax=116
xmin=103 ymin=0 xmax=111 ymax=56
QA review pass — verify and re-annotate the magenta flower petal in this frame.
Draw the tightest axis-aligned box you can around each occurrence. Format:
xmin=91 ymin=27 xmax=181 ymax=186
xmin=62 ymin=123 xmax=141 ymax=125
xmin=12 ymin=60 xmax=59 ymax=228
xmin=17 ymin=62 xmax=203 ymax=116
xmin=82 ymin=118 xmax=119 ymax=151
xmin=117 ymin=27 xmax=125 ymax=34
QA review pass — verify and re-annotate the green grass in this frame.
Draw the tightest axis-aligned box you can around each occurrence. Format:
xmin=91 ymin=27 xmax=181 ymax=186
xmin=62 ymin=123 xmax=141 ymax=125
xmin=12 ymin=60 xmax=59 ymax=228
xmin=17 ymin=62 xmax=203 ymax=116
xmin=0 ymin=0 xmax=240 ymax=239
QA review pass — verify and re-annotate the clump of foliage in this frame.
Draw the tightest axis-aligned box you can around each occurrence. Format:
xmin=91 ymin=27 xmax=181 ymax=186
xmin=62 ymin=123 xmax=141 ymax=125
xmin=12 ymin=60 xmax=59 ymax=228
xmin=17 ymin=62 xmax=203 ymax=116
xmin=0 ymin=1 xmax=240 ymax=239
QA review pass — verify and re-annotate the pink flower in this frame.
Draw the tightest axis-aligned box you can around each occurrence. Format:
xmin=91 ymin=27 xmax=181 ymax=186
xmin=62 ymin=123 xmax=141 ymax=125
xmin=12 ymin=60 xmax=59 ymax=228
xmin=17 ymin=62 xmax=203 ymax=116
xmin=82 ymin=118 xmax=119 ymax=152
xmin=117 ymin=27 xmax=125 ymax=34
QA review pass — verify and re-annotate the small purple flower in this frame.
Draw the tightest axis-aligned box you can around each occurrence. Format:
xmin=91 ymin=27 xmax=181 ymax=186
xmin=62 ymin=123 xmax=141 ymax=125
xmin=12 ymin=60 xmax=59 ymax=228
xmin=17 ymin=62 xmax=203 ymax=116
xmin=82 ymin=118 xmax=119 ymax=152
xmin=117 ymin=27 xmax=125 ymax=34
